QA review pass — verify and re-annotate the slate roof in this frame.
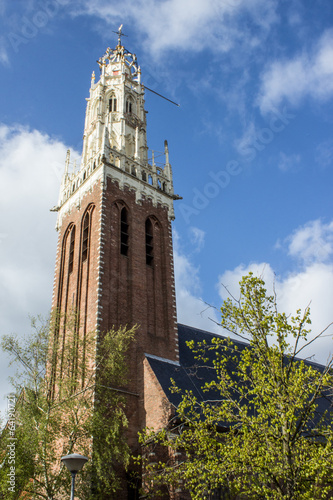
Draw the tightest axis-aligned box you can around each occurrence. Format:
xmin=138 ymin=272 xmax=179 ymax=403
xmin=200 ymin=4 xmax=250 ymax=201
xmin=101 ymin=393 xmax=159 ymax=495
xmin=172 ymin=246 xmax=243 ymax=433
xmin=145 ymin=323 xmax=332 ymax=426
xmin=145 ymin=323 xmax=247 ymax=410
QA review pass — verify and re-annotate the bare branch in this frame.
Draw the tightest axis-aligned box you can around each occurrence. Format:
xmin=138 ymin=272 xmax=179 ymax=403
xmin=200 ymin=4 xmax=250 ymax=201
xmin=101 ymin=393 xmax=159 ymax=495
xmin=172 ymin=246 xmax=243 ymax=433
xmin=295 ymin=321 xmax=333 ymax=357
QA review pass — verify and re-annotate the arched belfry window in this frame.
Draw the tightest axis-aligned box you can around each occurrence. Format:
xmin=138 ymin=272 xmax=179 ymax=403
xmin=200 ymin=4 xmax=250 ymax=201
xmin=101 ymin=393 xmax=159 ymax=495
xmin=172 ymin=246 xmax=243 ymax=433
xmin=145 ymin=219 xmax=153 ymax=266
xmin=68 ymin=226 xmax=76 ymax=274
xmin=80 ymin=205 xmax=94 ymax=263
xmin=82 ymin=213 xmax=90 ymax=262
xmin=109 ymin=95 xmax=117 ymax=112
xmin=120 ymin=207 xmax=129 ymax=256
xmin=126 ymin=97 xmax=134 ymax=114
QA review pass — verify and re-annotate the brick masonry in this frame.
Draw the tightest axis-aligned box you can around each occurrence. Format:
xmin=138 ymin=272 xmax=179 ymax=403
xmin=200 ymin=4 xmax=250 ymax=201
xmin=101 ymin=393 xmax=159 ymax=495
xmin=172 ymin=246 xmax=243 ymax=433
xmin=49 ymin=40 xmax=181 ymax=498
xmin=51 ymin=168 xmax=179 ymax=452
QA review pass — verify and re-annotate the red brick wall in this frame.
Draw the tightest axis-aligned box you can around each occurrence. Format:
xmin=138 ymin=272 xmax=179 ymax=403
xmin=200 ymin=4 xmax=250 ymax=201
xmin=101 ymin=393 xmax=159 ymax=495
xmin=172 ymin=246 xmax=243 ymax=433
xmin=51 ymin=171 xmax=178 ymax=431
xmin=97 ymin=176 xmax=179 ymax=442
xmin=143 ymin=358 xmax=173 ymax=430
xmin=50 ymin=180 xmax=102 ymax=389
xmin=98 ymin=177 xmax=178 ymax=363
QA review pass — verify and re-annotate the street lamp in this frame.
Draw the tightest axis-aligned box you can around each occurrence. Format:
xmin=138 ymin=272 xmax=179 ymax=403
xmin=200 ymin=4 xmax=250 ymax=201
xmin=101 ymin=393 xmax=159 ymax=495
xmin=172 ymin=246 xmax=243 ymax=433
xmin=61 ymin=453 xmax=89 ymax=500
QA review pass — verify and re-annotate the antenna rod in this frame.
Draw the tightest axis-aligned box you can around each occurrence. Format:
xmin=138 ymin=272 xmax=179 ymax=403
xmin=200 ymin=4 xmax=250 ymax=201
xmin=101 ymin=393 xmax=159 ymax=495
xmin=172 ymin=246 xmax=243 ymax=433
xmin=144 ymin=86 xmax=180 ymax=107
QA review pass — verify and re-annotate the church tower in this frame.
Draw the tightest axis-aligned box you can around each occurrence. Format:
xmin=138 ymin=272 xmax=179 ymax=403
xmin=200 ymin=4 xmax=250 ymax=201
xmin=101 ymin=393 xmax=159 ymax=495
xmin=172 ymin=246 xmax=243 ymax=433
xmin=50 ymin=31 xmax=179 ymax=449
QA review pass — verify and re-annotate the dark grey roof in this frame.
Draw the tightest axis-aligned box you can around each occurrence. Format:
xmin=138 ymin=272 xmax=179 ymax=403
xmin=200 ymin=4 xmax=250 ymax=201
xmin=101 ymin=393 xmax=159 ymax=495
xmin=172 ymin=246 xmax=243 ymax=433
xmin=145 ymin=324 xmax=243 ymax=409
xmin=145 ymin=323 xmax=332 ymax=426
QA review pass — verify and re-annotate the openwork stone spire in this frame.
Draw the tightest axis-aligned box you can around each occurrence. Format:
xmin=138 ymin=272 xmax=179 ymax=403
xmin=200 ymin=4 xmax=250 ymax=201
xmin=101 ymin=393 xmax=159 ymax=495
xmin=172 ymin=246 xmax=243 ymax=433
xmin=56 ymin=28 xmax=178 ymax=227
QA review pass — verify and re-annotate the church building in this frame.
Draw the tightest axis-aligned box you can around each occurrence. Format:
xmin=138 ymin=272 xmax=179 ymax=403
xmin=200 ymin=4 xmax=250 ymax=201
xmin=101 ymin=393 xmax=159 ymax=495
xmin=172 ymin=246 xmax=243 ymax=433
xmin=50 ymin=29 xmax=215 ymax=498
xmin=48 ymin=28 xmax=332 ymax=500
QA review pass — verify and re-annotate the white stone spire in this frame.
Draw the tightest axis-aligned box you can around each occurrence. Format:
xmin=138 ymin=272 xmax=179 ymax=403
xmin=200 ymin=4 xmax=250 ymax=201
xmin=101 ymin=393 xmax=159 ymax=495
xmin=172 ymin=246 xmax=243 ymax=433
xmin=56 ymin=31 xmax=178 ymax=223
xmin=81 ymin=39 xmax=145 ymax=169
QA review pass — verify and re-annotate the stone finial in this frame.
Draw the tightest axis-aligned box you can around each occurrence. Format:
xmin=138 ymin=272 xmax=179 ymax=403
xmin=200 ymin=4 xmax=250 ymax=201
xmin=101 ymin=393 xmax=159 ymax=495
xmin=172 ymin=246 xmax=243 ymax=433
xmin=65 ymin=149 xmax=70 ymax=177
xmin=164 ymin=140 xmax=169 ymax=165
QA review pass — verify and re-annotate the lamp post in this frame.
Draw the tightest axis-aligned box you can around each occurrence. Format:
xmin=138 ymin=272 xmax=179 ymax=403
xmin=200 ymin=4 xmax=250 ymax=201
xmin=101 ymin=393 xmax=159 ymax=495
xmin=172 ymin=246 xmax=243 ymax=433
xmin=61 ymin=453 xmax=89 ymax=500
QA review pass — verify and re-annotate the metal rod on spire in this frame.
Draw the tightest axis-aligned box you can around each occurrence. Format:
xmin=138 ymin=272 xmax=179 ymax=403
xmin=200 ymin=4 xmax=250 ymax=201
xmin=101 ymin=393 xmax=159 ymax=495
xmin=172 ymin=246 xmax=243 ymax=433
xmin=144 ymin=86 xmax=180 ymax=107
xmin=112 ymin=24 xmax=128 ymax=46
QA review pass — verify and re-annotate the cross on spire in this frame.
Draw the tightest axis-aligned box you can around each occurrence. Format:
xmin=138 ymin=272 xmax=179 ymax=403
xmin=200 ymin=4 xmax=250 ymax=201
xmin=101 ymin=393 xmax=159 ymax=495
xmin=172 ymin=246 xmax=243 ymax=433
xmin=112 ymin=24 xmax=128 ymax=46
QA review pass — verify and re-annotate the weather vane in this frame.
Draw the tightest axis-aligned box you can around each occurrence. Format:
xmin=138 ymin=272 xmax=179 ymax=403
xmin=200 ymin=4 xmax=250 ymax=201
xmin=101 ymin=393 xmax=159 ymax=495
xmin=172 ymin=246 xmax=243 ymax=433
xmin=112 ymin=24 xmax=128 ymax=46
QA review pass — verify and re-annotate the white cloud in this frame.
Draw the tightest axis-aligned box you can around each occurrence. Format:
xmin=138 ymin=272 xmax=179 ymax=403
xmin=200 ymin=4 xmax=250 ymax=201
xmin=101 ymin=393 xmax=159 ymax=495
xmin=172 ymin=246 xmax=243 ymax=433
xmin=218 ymin=263 xmax=275 ymax=302
xmin=234 ymin=121 xmax=257 ymax=155
xmin=315 ymin=140 xmax=333 ymax=169
xmin=0 ymin=124 xmax=71 ymax=417
xmin=173 ymin=229 xmax=220 ymax=332
xmin=258 ymin=29 xmax=333 ymax=113
xmin=0 ymin=125 xmax=68 ymax=328
xmin=189 ymin=227 xmax=205 ymax=252
xmin=278 ymin=152 xmax=301 ymax=172
xmin=217 ymin=221 xmax=333 ymax=365
xmin=0 ymin=37 xmax=8 ymax=65
xmin=286 ymin=219 xmax=333 ymax=264
xmin=72 ymin=0 xmax=278 ymax=58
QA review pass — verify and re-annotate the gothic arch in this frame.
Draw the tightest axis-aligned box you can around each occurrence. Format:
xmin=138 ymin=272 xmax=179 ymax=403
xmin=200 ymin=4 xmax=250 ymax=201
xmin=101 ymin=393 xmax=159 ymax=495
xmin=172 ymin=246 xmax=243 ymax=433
xmin=145 ymin=218 xmax=154 ymax=266
xmin=112 ymin=199 xmax=130 ymax=213
xmin=57 ymin=222 xmax=75 ymax=309
xmin=112 ymin=200 xmax=131 ymax=256
xmin=71 ymin=203 xmax=96 ymax=387
xmin=145 ymin=215 xmax=168 ymax=338
xmin=108 ymin=92 xmax=117 ymax=113
xmin=145 ymin=216 xmax=164 ymax=266
xmin=68 ymin=225 xmax=76 ymax=275
xmin=80 ymin=203 xmax=95 ymax=263
xmin=126 ymin=94 xmax=135 ymax=115
xmin=107 ymin=200 xmax=133 ymax=330
xmin=120 ymin=206 xmax=129 ymax=256
xmin=146 ymin=215 xmax=163 ymax=230
xmin=51 ymin=221 xmax=76 ymax=396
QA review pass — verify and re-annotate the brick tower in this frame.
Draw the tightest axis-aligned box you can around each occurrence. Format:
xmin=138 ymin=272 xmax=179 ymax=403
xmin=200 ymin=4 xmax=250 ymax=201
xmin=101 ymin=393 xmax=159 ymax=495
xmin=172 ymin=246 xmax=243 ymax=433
xmin=50 ymin=30 xmax=179 ymax=456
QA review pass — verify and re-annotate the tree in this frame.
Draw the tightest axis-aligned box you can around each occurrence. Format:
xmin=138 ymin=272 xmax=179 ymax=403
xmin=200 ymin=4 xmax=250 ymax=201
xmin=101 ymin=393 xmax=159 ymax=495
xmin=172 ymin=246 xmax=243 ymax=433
xmin=0 ymin=313 xmax=136 ymax=499
xmin=141 ymin=273 xmax=333 ymax=499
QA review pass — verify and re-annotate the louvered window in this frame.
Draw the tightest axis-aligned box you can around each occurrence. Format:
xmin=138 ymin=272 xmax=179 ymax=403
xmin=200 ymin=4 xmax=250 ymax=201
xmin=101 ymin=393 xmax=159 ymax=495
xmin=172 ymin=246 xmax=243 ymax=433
xmin=109 ymin=97 xmax=117 ymax=112
xmin=68 ymin=226 xmax=75 ymax=274
xmin=145 ymin=219 xmax=153 ymax=266
xmin=120 ymin=208 xmax=129 ymax=256
xmin=82 ymin=213 xmax=90 ymax=262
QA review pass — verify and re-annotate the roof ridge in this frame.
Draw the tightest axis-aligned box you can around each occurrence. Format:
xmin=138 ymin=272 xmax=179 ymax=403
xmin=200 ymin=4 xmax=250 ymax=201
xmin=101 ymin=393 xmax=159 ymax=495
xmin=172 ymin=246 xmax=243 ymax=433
xmin=145 ymin=353 xmax=180 ymax=366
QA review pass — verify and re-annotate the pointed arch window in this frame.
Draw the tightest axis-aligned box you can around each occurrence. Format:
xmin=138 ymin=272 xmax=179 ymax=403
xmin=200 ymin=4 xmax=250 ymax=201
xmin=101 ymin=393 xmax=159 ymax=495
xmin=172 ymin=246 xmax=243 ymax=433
xmin=126 ymin=98 xmax=133 ymax=114
xmin=68 ymin=226 xmax=76 ymax=274
xmin=120 ymin=207 xmax=129 ymax=256
xmin=109 ymin=96 xmax=117 ymax=112
xmin=82 ymin=212 xmax=90 ymax=262
xmin=145 ymin=219 xmax=153 ymax=266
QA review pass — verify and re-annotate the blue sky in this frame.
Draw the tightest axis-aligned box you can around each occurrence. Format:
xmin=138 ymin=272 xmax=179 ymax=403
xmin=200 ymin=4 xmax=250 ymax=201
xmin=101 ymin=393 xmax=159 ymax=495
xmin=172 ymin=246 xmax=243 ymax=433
xmin=1 ymin=0 xmax=333 ymax=417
